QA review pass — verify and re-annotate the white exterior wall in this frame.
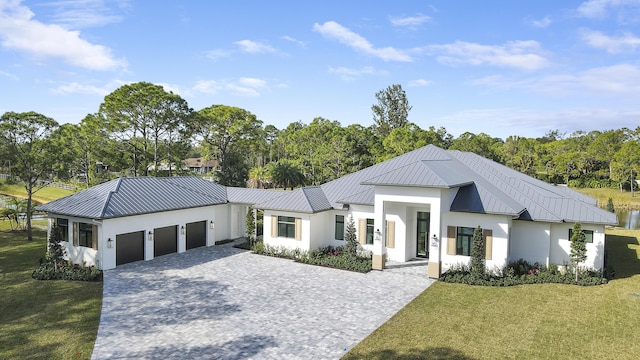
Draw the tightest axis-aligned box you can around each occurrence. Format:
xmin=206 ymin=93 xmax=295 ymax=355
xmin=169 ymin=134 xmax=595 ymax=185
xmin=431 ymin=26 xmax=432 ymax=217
xmin=50 ymin=215 xmax=100 ymax=267
xmin=440 ymin=212 xmax=510 ymax=272
xmin=99 ymin=205 xmax=223 ymax=270
xmin=263 ymin=210 xmax=312 ymax=251
xmin=550 ymin=222 xmax=606 ymax=269
xmin=510 ymin=220 xmax=551 ymax=266
xmin=373 ymin=186 xmax=442 ymax=263
xmin=348 ymin=204 xmax=375 ymax=253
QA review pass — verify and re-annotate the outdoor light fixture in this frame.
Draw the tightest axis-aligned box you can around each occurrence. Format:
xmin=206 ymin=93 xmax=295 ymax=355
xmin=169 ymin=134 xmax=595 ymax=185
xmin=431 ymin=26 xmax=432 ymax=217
xmin=209 ymin=220 xmax=215 ymax=229
xmin=431 ymin=234 xmax=439 ymax=248
xmin=148 ymin=231 xmax=153 ymax=241
xmin=107 ymin=238 xmax=113 ymax=248
xmin=374 ymin=229 xmax=382 ymax=242
xmin=180 ymin=226 xmax=185 ymax=235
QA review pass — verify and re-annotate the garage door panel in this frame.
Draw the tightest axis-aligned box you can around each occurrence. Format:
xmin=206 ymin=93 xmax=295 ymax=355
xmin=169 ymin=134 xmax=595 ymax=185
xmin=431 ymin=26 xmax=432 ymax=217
xmin=186 ymin=221 xmax=206 ymax=250
xmin=116 ymin=231 xmax=144 ymax=266
xmin=154 ymin=225 xmax=177 ymax=257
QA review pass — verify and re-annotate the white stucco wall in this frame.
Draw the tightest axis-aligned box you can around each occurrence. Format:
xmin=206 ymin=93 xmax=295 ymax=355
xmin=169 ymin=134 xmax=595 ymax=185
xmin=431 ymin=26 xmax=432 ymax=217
xmin=550 ymin=222 xmax=605 ymax=269
xmin=263 ymin=210 xmax=312 ymax=251
xmin=440 ymin=212 xmax=510 ymax=272
xmin=510 ymin=220 xmax=551 ymax=266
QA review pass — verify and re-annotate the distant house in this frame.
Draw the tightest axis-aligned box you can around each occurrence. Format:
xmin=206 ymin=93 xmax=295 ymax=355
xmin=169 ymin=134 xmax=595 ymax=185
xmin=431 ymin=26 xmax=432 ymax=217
xmin=37 ymin=145 xmax=616 ymax=276
xmin=184 ymin=157 xmax=218 ymax=174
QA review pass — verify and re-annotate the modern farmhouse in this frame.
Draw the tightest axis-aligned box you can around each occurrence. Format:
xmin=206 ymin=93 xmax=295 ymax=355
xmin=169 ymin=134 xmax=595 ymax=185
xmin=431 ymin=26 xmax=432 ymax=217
xmin=37 ymin=145 xmax=617 ymax=277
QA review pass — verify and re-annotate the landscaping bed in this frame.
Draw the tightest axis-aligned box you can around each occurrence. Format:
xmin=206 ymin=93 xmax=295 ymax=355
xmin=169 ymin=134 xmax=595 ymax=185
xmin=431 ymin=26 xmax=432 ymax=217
xmin=251 ymin=242 xmax=372 ymax=273
xmin=440 ymin=259 xmax=608 ymax=286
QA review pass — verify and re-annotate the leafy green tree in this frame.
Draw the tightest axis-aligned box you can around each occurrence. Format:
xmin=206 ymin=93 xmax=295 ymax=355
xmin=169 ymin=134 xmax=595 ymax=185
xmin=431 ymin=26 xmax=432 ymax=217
xmin=570 ymin=222 xmax=587 ymax=282
xmin=606 ymin=198 xmax=615 ymax=212
xmin=248 ymin=166 xmax=272 ymax=189
xmin=271 ymin=160 xmax=305 ymax=190
xmin=194 ymin=105 xmax=262 ymax=185
xmin=344 ymin=216 xmax=358 ymax=258
xmin=99 ymin=82 xmax=192 ymax=176
xmin=245 ymin=205 xmax=256 ymax=246
xmin=372 ymin=84 xmax=412 ymax=139
xmin=450 ymin=132 xmax=502 ymax=161
xmin=611 ymin=140 xmax=640 ymax=192
xmin=0 ymin=111 xmax=58 ymax=241
xmin=470 ymin=225 xmax=485 ymax=276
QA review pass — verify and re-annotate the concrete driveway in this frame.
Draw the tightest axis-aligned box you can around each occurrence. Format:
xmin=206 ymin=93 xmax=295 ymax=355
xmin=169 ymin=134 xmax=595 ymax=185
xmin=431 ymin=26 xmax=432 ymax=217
xmin=91 ymin=241 xmax=435 ymax=360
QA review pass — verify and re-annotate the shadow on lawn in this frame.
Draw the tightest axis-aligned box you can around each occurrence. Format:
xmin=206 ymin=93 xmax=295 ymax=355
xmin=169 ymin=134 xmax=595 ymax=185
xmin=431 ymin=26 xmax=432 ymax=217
xmin=343 ymin=347 xmax=477 ymax=360
xmin=605 ymin=233 xmax=640 ymax=279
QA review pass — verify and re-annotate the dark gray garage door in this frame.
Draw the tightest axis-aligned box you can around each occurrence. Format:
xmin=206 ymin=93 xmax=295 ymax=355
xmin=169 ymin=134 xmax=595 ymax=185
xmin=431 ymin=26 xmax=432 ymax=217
xmin=186 ymin=221 xmax=206 ymax=250
xmin=154 ymin=225 xmax=177 ymax=257
xmin=116 ymin=231 xmax=145 ymax=266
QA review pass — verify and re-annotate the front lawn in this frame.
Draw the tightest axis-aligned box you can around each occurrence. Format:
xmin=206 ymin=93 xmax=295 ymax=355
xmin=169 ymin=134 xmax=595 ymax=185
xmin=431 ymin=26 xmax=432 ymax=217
xmin=343 ymin=229 xmax=640 ymax=359
xmin=0 ymin=224 xmax=102 ymax=360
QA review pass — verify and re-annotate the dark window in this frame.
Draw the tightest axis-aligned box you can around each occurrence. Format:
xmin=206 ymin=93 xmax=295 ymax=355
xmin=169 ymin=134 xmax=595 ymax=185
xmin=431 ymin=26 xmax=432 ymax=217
xmin=366 ymin=219 xmax=374 ymax=245
xmin=278 ymin=216 xmax=296 ymax=238
xmin=456 ymin=227 xmax=475 ymax=256
xmin=56 ymin=218 xmax=69 ymax=242
xmin=78 ymin=222 xmax=93 ymax=248
xmin=335 ymin=215 xmax=345 ymax=240
xmin=569 ymin=229 xmax=594 ymax=243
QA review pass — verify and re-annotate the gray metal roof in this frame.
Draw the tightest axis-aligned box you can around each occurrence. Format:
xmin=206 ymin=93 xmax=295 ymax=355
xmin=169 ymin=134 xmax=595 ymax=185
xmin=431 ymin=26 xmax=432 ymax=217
xmin=37 ymin=177 xmax=227 ymax=219
xmin=255 ymin=186 xmax=332 ymax=213
xmin=226 ymin=187 xmax=285 ymax=205
xmin=36 ymin=145 xmax=618 ymax=226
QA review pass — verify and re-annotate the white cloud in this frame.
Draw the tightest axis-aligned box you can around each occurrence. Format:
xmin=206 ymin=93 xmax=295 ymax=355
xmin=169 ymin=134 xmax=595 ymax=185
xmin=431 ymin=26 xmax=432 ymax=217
xmin=39 ymin=0 xmax=130 ymax=28
xmin=234 ymin=39 xmax=276 ymax=54
xmin=473 ymin=63 xmax=640 ymax=96
xmin=529 ymin=16 xmax=552 ymax=28
xmin=581 ymin=29 xmax=640 ymax=53
xmin=0 ymin=0 xmax=126 ymax=70
xmin=407 ymin=79 xmax=432 ymax=87
xmin=281 ymin=35 xmax=306 ymax=47
xmin=204 ymin=48 xmax=232 ymax=60
xmin=0 ymin=70 xmax=19 ymax=80
xmin=390 ymin=14 xmax=430 ymax=28
xmin=328 ymin=66 xmax=376 ymax=81
xmin=193 ymin=78 xmax=269 ymax=97
xmin=312 ymin=21 xmax=412 ymax=62
xmin=577 ymin=0 xmax=640 ymax=21
xmin=429 ymin=40 xmax=550 ymax=71
xmin=50 ymin=81 xmax=109 ymax=96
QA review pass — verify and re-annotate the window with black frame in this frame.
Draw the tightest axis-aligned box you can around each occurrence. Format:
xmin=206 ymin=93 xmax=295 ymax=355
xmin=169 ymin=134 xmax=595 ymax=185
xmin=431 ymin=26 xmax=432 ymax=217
xmin=277 ymin=216 xmax=296 ymax=238
xmin=56 ymin=218 xmax=69 ymax=242
xmin=78 ymin=222 xmax=93 ymax=248
xmin=335 ymin=215 xmax=345 ymax=240
xmin=456 ymin=226 xmax=475 ymax=256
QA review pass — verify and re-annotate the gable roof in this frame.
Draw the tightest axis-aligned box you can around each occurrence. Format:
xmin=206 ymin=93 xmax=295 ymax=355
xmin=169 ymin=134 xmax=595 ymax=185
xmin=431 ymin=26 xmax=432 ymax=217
xmin=256 ymin=186 xmax=332 ymax=214
xmin=37 ymin=177 xmax=227 ymax=219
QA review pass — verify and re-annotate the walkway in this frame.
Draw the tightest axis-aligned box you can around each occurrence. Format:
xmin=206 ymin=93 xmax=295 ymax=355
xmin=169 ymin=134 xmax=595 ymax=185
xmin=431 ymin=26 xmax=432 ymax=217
xmin=91 ymin=241 xmax=435 ymax=359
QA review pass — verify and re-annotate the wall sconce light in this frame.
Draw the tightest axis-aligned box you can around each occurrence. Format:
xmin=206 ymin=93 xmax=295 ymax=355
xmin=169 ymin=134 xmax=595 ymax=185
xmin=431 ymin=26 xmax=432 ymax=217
xmin=180 ymin=226 xmax=185 ymax=235
xmin=107 ymin=238 xmax=113 ymax=248
xmin=209 ymin=220 xmax=215 ymax=229
xmin=148 ymin=231 xmax=153 ymax=241
xmin=431 ymin=234 xmax=439 ymax=248
xmin=374 ymin=229 xmax=382 ymax=242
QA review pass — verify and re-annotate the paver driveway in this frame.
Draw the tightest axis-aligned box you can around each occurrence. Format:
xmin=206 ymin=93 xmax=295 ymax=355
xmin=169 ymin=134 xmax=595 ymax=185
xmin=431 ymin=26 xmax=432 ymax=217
xmin=91 ymin=241 xmax=435 ymax=360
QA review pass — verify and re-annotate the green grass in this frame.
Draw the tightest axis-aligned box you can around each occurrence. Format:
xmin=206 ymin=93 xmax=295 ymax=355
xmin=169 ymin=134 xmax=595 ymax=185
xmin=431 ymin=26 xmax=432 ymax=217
xmin=575 ymin=187 xmax=640 ymax=209
xmin=0 ymin=182 xmax=75 ymax=204
xmin=343 ymin=229 xmax=640 ymax=360
xmin=0 ymin=222 xmax=102 ymax=360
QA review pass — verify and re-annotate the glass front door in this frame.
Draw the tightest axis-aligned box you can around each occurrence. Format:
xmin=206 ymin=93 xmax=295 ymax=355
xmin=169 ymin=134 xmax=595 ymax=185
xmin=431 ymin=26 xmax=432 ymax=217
xmin=417 ymin=212 xmax=430 ymax=257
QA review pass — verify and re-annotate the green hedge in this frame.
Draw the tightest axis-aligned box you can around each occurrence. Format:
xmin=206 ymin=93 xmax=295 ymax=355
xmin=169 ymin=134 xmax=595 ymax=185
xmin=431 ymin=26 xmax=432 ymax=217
xmin=440 ymin=259 xmax=607 ymax=286
xmin=32 ymin=260 xmax=102 ymax=281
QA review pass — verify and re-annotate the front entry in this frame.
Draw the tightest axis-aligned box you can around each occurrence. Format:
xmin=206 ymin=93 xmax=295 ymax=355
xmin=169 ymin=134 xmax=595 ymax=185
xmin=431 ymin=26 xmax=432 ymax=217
xmin=417 ymin=212 xmax=430 ymax=258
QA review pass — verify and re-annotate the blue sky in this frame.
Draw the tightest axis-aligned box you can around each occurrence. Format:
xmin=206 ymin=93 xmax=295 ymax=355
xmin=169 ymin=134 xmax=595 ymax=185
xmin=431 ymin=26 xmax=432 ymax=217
xmin=1 ymin=0 xmax=639 ymax=139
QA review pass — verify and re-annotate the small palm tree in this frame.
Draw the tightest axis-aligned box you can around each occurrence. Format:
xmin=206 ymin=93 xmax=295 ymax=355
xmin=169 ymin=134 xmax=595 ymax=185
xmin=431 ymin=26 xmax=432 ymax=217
xmin=271 ymin=160 xmax=305 ymax=190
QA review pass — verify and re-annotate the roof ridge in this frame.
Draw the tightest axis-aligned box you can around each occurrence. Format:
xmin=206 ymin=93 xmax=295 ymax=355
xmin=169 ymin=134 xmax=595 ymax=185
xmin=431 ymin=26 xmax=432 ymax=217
xmin=99 ymin=178 xmax=122 ymax=218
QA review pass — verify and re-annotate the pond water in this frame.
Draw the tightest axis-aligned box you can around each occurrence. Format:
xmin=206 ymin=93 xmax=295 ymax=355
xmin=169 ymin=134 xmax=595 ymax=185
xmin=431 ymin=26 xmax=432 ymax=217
xmin=616 ymin=209 xmax=640 ymax=229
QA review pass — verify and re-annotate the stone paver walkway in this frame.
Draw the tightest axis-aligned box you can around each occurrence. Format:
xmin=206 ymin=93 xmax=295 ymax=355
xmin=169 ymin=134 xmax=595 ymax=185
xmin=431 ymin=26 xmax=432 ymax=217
xmin=91 ymin=241 xmax=435 ymax=360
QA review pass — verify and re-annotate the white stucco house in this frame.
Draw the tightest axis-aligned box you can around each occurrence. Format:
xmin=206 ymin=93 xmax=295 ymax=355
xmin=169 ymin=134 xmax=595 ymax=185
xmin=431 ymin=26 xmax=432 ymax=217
xmin=37 ymin=145 xmax=617 ymax=277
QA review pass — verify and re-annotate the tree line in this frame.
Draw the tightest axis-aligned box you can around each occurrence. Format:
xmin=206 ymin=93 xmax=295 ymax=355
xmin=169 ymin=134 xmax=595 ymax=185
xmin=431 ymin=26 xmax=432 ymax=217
xmin=1 ymin=82 xmax=639 ymax=238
